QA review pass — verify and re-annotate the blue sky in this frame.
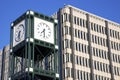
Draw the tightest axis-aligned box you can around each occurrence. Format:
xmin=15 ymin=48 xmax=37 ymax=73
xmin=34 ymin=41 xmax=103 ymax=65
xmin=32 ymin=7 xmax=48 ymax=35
xmin=0 ymin=0 xmax=120 ymax=49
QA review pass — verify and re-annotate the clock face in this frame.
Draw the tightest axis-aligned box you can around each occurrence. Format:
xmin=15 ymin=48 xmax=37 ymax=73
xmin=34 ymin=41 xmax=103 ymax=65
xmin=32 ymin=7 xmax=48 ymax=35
xmin=15 ymin=24 xmax=25 ymax=42
xmin=13 ymin=20 xmax=25 ymax=47
xmin=37 ymin=22 xmax=51 ymax=39
xmin=34 ymin=17 xmax=54 ymax=44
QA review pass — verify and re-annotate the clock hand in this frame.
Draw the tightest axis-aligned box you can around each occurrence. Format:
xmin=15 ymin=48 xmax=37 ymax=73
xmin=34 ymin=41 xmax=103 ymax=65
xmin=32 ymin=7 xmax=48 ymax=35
xmin=41 ymin=29 xmax=45 ymax=38
xmin=18 ymin=31 xmax=21 ymax=40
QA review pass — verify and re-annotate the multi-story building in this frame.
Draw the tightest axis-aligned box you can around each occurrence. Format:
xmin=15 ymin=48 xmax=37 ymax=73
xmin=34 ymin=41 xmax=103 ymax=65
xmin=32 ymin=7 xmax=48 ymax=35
xmin=55 ymin=5 xmax=120 ymax=80
xmin=0 ymin=50 xmax=2 ymax=80
xmin=1 ymin=45 xmax=10 ymax=80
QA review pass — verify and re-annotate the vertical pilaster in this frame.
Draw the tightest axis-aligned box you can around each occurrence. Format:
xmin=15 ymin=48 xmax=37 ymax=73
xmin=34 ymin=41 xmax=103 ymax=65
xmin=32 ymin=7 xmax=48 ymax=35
xmin=58 ymin=8 xmax=63 ymax=80
xmin=105 ymin=21 xmax=115 ymax=80
xmin=69 ymin=7 xmax=76 ymax=80
xmin=86 ymin=14 xmax=94 ymax=80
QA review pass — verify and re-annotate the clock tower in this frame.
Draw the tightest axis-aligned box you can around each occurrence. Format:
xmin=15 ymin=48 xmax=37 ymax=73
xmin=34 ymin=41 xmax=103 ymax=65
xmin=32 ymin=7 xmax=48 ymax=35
xmin=9 ymin=10 xmax=59 ymax=80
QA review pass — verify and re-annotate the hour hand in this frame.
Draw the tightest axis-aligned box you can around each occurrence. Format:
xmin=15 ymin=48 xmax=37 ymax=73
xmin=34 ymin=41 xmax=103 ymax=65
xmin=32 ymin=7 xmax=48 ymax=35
xmin=41 ymin=29 xmax=45 ymax=37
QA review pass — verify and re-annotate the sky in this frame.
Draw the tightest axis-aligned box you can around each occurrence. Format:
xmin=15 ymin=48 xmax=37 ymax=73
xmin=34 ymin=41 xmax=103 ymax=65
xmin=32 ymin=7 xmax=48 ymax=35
xmin=0 ymin=0 xmax=120 ymax=49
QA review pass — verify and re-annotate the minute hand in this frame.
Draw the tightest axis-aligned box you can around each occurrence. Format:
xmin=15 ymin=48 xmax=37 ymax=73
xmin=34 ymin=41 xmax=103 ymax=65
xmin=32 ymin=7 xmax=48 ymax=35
xmin=41 ymin=29 xmax=45 ymax=37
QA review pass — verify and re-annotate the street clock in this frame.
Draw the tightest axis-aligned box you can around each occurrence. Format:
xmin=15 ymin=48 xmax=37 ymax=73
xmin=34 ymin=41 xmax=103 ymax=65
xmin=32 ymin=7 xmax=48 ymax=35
xmin=10 ymin=10 xmax=59 ymax=80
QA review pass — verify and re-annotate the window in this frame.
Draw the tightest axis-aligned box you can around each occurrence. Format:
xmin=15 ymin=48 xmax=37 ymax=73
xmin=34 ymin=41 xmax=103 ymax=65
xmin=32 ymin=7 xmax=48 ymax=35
xmin=83 ymin=72 xmax=86 ymax=80
xmin=114 ymin=42 xmax=116 ymax=50
xmin=83 ymin=32 xmax=87 ymax=41
xmin=86 ymin=58 xmax=88 ymax=67
xmin=87 ymin=33 xmax=88 ymax=41
xmin=83 ymin=32 xmax=86 ymax=40
xmin=93 ymin=47 xmax=95 ymax=56
xmin=102 ymin=27 xmax=104 ymax=34
xmin=106 ymin=51 xmax=108 ymax=59
xmin=61 ymin=15 xmax=64 ymax=23
xmin=79 ymin=57 xmax=82 ymax=65
xmin=83 ymin=72 xmax=85 ymax=80
xmin=75 ymin=56 xmax=78 ymax=64
xmin=92 ymin=35 xmax=94 ymax=43
xmin=83 ymin=57 xmax=85 ymax=66
xmin=77 ymin=70 xmax=79 ymax=79
xmin=65 ymin=26 xmax=68 ymax=34
xmin=97 ymin=61 xmax=99 ymax=70
xmin=80 ymin=71 xmax=83 ymax=80
xmin=111 ymin=41 xmax=113 ymax=49
xmin=114 ymin=66 xmax=117 ymax=75
xmin=70 ymin=54 xmax=72 ymax=62
xmin=80 ymin=18 xmax=82 ymax=26
xmin=65 ymin=39 xmax=69 ymax=48
xmin=74 ymin=16 xmax=76 ymax=24
xmin=94 ymin=61 xmax=96 ymax=69
xmin=100 ymin=62 xmax=102 ymax=71
xmin=117 ymin=67 xmax=119 ymax=75
xmin=84 ymin=45 xmax=87 ymax=53
xmin=115 ymin=31 xmax=117 ymax=38
xmin=86 ymin=72 xmax=88 ymax=80
xmin=95 ymin=36 xmax=97 ymax=44
xmin=118 ymin=32 xmax=120 ymax=39
xmin=76 ymin=42 xmax=78 ymax=51
xmin=118 ymin=67 xmax=120 ymax=76
xmin=103 ymin=39 xmax=105 ymax=46
xmin=96 ymin=24 xmax=99 ymax=32
xmin=64 ymin=13 xmax=69 ymax=22
xmin=66 ymin=67 xmax=70 ymax=77
xmin=118 ymin=55 xmax=120 ymax=63
xmin=110 ymin=29 xmax=112 ymax=37
xmin=77 ymin=17 xmax=79 ymax=25
xmin=69 ymin=14 xmax=71 ymax=22
xmin=81 ymin=31 xmax=83 ymax=39
xmin=106 ymin=64 xmax=108 ymax=72
xmin=81 ymin=44 xmax=84 ymax=53
xmin=98 ymin=37 xmax=100 ymax=45
xmin=69 ymin=27 xmax=71 ymax=35
xmin=116 ymin=43 xmax=119 ymax=50
xmin=78 ymin=30 xmax=80 ymax=38
xmin=96 ymin=48 xmax=99 ymax=57
xmin=113 ymin=30 xmax=115 ymax=38
xmin=78 ymin=43 xmax=81 ymax=52
xmin=96 ymin=36 xmax=98 ymax=44
xmin=75 ymin=29 xmax=77 ymax=37
xmin=91 ymin=22 xmax=93 ymax=30
xmin=94 ymin=23 xmax=96 ymax=31
xmin=71 ymin=68 xmax=74 ymax=78
xmin=83 ymin=19 xmax=85 ymax=27
xmin=64 ymin=68 xmax=66 ymax=78
xmin=66 ymin=53 xmax=69 ymax=62
xmin=84 ymin=58 xmax=86 ymax=67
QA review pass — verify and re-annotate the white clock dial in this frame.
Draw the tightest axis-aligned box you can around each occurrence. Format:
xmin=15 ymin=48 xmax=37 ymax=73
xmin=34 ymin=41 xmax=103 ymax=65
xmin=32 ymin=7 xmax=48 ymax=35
xmin=15 ymin=24 xmax=25 ymax=42
xmin=37 ymin=22 xmax=51 ymax=39
xmin=34 ymin=17 xmax=54 ymax=44
xmin=13 ymin=20 xmax=25 ymax=47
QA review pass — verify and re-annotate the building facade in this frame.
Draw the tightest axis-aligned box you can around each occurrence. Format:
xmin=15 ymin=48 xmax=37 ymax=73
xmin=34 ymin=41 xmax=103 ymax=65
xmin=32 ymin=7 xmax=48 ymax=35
xmin=0 ymin=50 xmax=2 ymax=80
xmin=0 ymin=45 xmax=10 ymax=80
xmin=1 ymin=45 xmax=10 ymax=80
xmin=56 ymin=5 xmax=120 ymax=80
